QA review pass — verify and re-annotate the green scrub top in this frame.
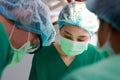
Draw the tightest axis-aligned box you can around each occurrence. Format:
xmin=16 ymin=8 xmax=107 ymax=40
xmin=0 ymin=22 xmax=13 ymax=79
xmin=61 ymin=55 xmax=120 ymax=80
xmin=29 ymin=43 xmax=103 ymax=80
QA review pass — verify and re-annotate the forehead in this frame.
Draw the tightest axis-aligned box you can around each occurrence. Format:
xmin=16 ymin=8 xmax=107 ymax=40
xmin=60 ymin=25 xmax=89 ymax=35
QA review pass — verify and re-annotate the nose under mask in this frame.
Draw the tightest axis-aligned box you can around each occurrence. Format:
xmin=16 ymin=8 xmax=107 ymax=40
xmin=59 ymin=36 xmax=88 ymax=56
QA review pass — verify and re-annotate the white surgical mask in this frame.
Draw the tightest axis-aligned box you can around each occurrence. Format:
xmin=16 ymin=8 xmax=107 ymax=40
xmin=59 ymin=36 xmax=88 ymax=56
xmin=97 ymin=31 xmax=116 ymax=57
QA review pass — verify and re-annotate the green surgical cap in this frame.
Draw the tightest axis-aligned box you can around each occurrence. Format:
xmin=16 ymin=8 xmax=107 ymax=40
xmin=58 ymin=2 xmax=99 ymax=36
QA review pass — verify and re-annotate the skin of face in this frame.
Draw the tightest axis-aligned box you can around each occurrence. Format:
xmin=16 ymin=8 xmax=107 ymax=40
xmin=98 ymin=19 xmax=120 ymax=53
xmin=98 ymin=19 xmax=111 ymax=47
xmin=0 ymin=14 xmax=40 ymax=49
xmin=54 ymin=24 xmax=90 ymax=66
xmin=60 ymin=25 xmax=90 ymax=42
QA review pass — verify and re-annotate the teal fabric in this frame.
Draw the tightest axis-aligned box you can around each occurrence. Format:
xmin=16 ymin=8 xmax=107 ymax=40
xmin=61 ymin=55 xmax=120 ymax=80
xmin=29 ymin=43 xmax=103 ymax=80
xmin=86 ymin=0 xmax=120 ymax=31
xmin=0 ymin=22 xmax=13 ymax=79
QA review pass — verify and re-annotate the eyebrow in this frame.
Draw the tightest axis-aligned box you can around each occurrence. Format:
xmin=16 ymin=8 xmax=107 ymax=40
xmin=64 ymin=31 xmax=86 ymax=38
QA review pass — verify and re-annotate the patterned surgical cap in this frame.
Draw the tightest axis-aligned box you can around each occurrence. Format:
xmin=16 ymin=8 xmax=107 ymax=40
xmin=58 ymin=1 xmax=99 ymax=36
xmin=0 ymin=0 xmax=56 ymax=46
xmin=86 ymin=0 xmax=120 ymax=31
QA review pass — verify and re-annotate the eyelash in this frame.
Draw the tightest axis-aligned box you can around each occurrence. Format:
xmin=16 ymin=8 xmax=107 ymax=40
xmin=64 ymin=35 xmax=72 ymax=40
xmin=64 ymin=35 xmax=85 ymax=42
xmin=77 ymin=39 xmax=84 ymax=42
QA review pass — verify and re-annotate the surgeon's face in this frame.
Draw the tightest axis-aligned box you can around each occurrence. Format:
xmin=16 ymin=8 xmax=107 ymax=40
xmin=0 ymin=14 xmax=40 ymax=49
xmin=9 ymin=27 xmax=40 ymax=49
xmin=60 ymin=25 xmax=90 ymax=42
xmin=97 ymin=19 xmax=111 ymax=47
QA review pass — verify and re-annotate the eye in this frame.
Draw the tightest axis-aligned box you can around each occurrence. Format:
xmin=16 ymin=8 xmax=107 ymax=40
xmin=77 ymin=37 xmax=89 ymax=42
xmin=64 ymin=35 xmax=72 ymax=40
xmin=77 ymin=39 xmax=84 ymax=42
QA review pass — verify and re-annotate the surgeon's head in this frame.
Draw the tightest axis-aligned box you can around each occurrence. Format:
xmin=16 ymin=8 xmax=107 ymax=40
xmin=86 ymin=0 xmax=120 ymax=55
xmin=58 ymin=2 xmax=99 ymax=56
xmin=0 ymin=0 xmax=56 ymax=53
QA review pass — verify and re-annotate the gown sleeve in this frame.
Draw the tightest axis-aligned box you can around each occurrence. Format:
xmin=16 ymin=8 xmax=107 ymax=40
xmin=89 ymin=44 xmax=104 ymax=62
xmin=0 ymin=22 xmax=13 ymax=77
xmin=29 ymin=54 xmax=37 ymax=80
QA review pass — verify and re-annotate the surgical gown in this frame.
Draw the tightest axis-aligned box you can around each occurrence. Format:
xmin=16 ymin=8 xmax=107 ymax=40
xmin=0 ymin=22 xmax=13 ymax=79
xmin=29 ymin=43 xmax=103 ymax=80
xmin=61 ymin=55 xmax=120 ymax=80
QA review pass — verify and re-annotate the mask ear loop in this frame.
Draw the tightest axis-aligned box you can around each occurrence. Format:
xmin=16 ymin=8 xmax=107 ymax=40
xmin=27 ymin=32 xmax=30 ymax=42
xmin=9 ymin=24 xmax=15 ymax=40
xmin=106 ymin=30 xmax=111 ymax=42
xmin=25 ymin=32 xmax=31 ymax=50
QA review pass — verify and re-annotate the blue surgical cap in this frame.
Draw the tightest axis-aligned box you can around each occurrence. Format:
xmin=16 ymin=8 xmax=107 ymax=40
xmin=86 ymin=0 xmax=120 ymax=31
xmin=58 ymin=2 xmax=99 ymax=36
xmin=0 ymin=0 xmax=56 ymax=46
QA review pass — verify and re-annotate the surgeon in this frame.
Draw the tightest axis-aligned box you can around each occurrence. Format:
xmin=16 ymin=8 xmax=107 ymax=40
xmin=61 ymin=0 xmax=120 ymax=80
xmin=29 ymin=2 xmax=103 ymax=80
xmin=0 ymin=0 xmax=56 ymax=79
xmin=0 ymin=22 xmax=12 ymax=79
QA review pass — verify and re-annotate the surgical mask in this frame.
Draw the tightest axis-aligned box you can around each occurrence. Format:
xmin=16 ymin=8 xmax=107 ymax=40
xmin=97 ymin=31 xmax=116 ymax=57
xmin=8 ymin=24 xmax=31 ymax=66
xmin=9 ymin=24 xmax=40 ymax=53
xmin=8 ymin=24 xmax=39 ymax=66
xmin=59 ymin=36 xmax=88 ymax=56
